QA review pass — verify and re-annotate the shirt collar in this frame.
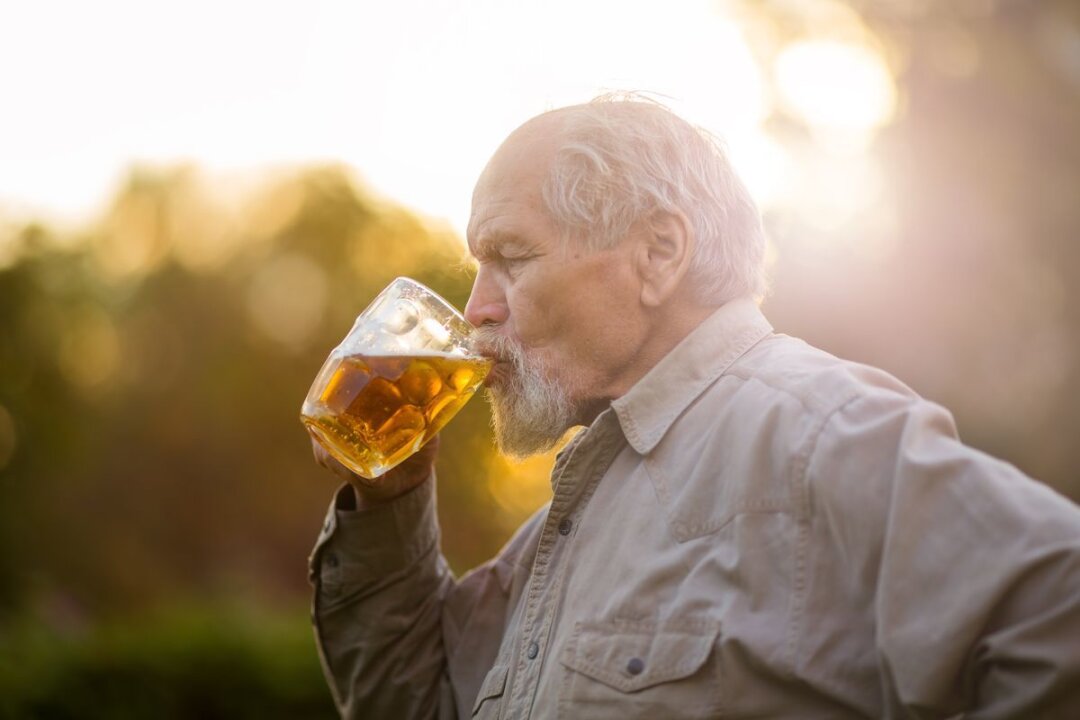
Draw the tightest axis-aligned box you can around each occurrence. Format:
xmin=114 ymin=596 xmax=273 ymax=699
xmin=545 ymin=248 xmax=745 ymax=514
xmin=611 ymin=297 xmax=773 ymax=455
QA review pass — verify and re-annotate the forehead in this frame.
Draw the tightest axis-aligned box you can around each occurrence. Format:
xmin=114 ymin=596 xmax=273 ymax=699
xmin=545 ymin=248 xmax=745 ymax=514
xmin=467 ymin=122 xmax=563 ymax=257
xmin=467 ymin=198 xmax=558 ymax=261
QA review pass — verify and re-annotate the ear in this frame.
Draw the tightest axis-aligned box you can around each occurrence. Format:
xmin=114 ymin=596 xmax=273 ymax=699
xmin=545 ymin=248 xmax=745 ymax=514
xmin=636 ymin=209 xmax=694 ymax=307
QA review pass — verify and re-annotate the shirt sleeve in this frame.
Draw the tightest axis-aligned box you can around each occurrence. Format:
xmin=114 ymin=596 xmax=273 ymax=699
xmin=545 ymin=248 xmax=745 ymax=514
xmin=309 ymin=476 xmax=454 ymax=719
xmin=807 ymin=392 xmax=1080 ymax=718
xmin=309 ymin=475 xmax=539 ymax=719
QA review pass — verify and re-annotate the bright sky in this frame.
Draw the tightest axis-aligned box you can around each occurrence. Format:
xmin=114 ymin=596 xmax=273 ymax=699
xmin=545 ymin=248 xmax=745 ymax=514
xmin=0 ymin=0 xmax=897 ymax=237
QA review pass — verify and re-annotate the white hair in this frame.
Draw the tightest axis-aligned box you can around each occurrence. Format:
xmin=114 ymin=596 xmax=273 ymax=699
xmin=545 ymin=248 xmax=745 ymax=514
xmin=539 ymin=96 xmax=768 ymax=304
xmin=473 ymin=326 xmax=575 ymax=459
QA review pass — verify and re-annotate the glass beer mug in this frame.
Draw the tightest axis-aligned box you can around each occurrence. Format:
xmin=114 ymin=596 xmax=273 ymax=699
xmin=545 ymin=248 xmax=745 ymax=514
xmin=300 ymin=277 xmax=492 ymax=479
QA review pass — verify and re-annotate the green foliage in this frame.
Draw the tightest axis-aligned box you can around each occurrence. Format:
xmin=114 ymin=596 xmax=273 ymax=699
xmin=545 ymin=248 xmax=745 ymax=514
xmin=0 ymin=606 xmax=334 ymax=719
xmin=0 ymin=164 xmax=533 ymax=711
xmin=0 ymin=164 xmax=534 ymax=623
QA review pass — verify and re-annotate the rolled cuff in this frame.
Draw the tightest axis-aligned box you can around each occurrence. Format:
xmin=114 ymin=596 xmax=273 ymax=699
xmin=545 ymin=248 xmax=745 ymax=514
xmin=309 ymin=474 xmax=440 ymax=589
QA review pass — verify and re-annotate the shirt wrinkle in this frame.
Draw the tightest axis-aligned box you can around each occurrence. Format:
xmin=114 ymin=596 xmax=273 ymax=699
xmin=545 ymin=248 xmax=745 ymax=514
xmin=310 ymin=299 xmax=1080 ymax=720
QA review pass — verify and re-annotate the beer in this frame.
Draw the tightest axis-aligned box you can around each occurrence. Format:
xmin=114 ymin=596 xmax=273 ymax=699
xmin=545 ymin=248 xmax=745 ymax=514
xmin=300 ymin=277 xmax=487 ymax=479
xmin=301 ymin=352 xmax=492 ymax=478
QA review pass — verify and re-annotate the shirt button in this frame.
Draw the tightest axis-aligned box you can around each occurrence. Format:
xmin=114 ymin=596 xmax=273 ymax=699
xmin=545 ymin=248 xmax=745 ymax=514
xmin=526 ymin=642 xmax=539 ymax=659
xmin=557 ymin=518 xmax=573 ymax=535
xmin=626 ymin=657 xmax=645 ymax=676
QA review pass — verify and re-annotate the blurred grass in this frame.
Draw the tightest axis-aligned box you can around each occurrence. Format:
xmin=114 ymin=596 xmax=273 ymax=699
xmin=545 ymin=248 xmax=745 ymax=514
xmin=0 ymin=604 xmax=334 ymax=720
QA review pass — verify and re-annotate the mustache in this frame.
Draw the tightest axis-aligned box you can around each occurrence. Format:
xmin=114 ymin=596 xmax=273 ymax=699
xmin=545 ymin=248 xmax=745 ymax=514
xmin=472 ymin=327 xmax=522 ymax=364
xmin=471 ymin=327 xmax=555 ymax=391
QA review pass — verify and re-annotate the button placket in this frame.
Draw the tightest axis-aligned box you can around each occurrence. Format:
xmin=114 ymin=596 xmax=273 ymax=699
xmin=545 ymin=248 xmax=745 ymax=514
xmin=504 ymin=413 xmax=624 ymax=716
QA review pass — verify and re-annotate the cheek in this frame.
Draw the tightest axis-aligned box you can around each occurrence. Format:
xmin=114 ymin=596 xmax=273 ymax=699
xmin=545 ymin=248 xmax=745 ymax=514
xmin=506 ymin=296 xmax=539 ymax=334
xmin=508 ymin=260 xmax=626 ymax=351
xmin=506 ymin=287 xmax=561 ymax=345
xmin=576 ymin=288 xmax=642 ymax=357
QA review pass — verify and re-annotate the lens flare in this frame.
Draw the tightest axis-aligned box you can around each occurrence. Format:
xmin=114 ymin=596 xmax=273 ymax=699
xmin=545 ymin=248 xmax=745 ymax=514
xmin=775 ymin=39 xmax=898 ymax=138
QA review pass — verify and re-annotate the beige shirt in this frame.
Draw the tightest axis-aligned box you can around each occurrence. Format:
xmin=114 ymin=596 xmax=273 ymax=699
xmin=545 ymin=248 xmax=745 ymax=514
xmin=310 ymin=299 xmax=1080 ymax=719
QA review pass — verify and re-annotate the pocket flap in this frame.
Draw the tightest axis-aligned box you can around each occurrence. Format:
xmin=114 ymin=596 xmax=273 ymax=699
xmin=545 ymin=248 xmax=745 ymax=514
xmin=471 ymin=662 xmax=508 ymax=715
xmin=560 ymin=618 xmax=720 ymax=693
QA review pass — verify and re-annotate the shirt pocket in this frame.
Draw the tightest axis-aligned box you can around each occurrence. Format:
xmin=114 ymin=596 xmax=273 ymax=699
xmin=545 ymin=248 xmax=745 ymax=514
xmin=471 ymin=662 xmax=508 ymax=719
xmin=557 ymin=618 xmax=722 ymax=719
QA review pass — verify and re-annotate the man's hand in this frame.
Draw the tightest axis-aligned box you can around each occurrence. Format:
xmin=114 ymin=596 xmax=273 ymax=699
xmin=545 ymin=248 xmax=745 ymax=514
xmin=311 ymin=436 xmax=439 ymax=510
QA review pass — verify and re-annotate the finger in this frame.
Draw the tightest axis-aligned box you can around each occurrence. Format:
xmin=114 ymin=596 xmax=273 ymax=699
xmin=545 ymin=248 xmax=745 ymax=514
xmin=311 ymin=438 xmax=337 ymax=469
xmin=311 ymin=438 xmax=357 ymax=482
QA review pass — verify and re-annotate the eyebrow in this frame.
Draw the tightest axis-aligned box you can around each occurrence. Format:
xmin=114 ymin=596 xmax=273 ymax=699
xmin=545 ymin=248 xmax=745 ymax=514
xmin=469 ymin=230 xmax=530 ymax=261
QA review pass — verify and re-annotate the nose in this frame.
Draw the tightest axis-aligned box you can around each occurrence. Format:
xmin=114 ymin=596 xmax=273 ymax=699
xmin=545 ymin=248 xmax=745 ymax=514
xmin=464 ymin=265 xmax=509 ymax=328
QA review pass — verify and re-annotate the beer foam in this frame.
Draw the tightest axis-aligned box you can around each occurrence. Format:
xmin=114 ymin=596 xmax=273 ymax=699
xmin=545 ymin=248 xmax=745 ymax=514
xmin=356 ymin=349 xmax=487 ymax=360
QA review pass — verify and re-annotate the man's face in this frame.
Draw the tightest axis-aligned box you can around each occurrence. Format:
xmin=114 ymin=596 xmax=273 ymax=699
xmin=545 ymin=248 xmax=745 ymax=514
xmin=464 ymin=122 xmax=644 ymax=457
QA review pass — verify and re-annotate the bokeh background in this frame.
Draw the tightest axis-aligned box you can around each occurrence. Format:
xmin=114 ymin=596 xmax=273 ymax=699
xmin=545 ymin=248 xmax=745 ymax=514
xmin=2 ymin=0 xmax=1078 ymax=716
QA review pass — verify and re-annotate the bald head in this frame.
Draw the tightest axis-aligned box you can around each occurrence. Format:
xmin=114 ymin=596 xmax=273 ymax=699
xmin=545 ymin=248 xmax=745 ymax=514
xmin=469 ymin=111 xmax=566 ymax=238
xmin=472 ymin=98 xmax=767 ymax=305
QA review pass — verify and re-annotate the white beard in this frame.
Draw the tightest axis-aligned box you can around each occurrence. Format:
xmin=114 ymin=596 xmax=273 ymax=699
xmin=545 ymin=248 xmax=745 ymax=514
xmin=474 ymin=330 xmax=576 ymax=459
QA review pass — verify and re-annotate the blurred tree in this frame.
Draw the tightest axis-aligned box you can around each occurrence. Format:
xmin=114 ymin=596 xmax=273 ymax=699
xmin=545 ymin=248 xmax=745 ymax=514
xmin=0 ymin=164 xmax=537 ymax=626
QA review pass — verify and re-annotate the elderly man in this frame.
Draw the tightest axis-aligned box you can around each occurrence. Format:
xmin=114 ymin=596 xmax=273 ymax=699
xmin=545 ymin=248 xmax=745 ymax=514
xmin=308 ymin=98 xmax=1080 ymax=718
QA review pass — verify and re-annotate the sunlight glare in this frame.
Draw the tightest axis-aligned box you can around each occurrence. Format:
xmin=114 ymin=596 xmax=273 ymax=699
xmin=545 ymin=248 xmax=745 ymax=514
xmin=775 ymin=39 xmax=897 ymax=145
xmin=283 ymin=0 xmax=770 ymax=236
xmin=2 ymin=0 xmax=889 ymax=241
xmin=727 ymin=131 xmax=794 ymax=210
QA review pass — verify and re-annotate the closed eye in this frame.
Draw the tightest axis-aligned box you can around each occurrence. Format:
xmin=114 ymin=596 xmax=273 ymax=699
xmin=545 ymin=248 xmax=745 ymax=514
xmin=500 ymin=254 xmax=535 ymax=274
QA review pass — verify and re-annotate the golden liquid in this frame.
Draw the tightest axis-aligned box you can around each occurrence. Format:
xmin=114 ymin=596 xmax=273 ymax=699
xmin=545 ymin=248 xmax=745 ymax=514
xmin=301 ymin=353 xmax=492 ymax=479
